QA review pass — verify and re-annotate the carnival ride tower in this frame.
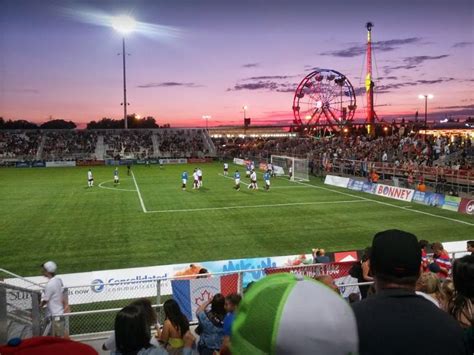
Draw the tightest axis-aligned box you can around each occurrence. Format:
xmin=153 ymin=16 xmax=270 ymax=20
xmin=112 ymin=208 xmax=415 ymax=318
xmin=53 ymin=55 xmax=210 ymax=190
xmin=365 ymin=22 xmax=376 ymax=136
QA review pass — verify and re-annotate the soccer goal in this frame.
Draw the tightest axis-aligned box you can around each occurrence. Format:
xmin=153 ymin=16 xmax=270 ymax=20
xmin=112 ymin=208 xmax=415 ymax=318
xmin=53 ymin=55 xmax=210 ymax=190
xmin=270 ymin=155 xmax=309 ymax=182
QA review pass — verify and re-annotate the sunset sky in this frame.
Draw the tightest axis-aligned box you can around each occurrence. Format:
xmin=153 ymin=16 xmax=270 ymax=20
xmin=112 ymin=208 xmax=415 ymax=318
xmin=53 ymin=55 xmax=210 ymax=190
xmin=1 ymin=0 xmax=473 ymax=127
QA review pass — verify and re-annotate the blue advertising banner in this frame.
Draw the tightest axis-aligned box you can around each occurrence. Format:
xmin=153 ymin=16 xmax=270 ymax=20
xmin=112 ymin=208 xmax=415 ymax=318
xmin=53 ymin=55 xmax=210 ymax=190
xmin=362 ymin=182 xmax=376 ymax=194
xmin=413 ymin=191 xmax=445 ymax=207
xmin=15 ymin=162 xmax=30 ymax=168
xmin=31 ymin=161 xmax=45 ymax=168
xmin=347 ymin=179 xmax=364 ymax=191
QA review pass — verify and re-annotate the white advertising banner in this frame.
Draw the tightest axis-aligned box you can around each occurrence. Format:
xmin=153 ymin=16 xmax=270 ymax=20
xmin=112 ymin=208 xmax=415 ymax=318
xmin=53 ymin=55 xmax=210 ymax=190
xmin=374 ymin=183 xmax=414 ymax=202
xmin=45 ymin=161 xmax=76 ymax=168
xmin=324 ymin=175 xmax=350 ymax=188
xmin=159 ymin=158 xmax=187 ymax=165
xmin=6 ymin=254 xmax=313 ymax=305
xmin=233 ymin=158 xmax=245 ymax=166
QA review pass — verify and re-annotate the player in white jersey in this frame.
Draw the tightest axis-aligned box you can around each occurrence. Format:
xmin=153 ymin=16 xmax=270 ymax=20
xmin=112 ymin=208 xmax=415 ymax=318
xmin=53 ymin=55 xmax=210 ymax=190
xmin=223 ymin=163 xmax=229 ymax=176
xmin=248 ymin=170 xmax=258 ymax=190
xmin=114 ymin=167 xmax=119 ymax=184
xmin=87 ymin=169 xmax=94 ymax=187
xmin=197 ymin=168 xmax=203 ymax=187
xmin=193 ymin=169 xmax=199 ymax=189
xmin=289 ymin=166 xmax=293 ymax=180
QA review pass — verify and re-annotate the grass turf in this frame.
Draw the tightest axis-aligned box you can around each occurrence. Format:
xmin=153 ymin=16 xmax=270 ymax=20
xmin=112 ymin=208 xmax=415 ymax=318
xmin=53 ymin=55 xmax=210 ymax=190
xmin=0 ymin=162 xmax=472 ymax=277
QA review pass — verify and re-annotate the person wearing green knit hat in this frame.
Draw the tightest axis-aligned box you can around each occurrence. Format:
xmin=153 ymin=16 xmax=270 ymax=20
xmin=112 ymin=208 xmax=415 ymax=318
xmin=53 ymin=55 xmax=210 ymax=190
xmin=231 ymin=273 xmax=358 ymax=355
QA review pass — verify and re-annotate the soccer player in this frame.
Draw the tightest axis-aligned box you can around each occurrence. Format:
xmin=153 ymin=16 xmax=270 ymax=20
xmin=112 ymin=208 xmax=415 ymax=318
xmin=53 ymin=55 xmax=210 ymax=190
xmin=223 ymin=162 xmax=229 ymax=176
xmin=246 ymin=163 xmax=251 ymax=177
xmin=114 ymin=167 xmax=119 ymax=185
xmin=87 ymin=169 xmax=94 ymax=187
xmin=263 ymin=171 xmax=271 ymax=191
xmin=248 ymin=170 xmax=258 ymax=190
xmin=197 ymin=168 xmax=203 ymax=187
xmin=193 ymin=169 xmax=199 ymax=189
xmin=181 ymin=171 xmax=188 ymax=191
xmin=289 ymin=166 xmax=293 ymax=180
xmin=267 ymin=163 xmax=273 ymax=176
xmin=127 ymin=163 xmax=131 ymax=176
xmin=234 ymin=170 xmax=241 ymax=191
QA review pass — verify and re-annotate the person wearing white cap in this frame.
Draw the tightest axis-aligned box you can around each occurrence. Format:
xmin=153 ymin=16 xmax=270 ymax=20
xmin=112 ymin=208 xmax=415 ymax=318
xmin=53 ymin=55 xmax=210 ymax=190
xmin=40 ymin=261 xmax=69 ymax=337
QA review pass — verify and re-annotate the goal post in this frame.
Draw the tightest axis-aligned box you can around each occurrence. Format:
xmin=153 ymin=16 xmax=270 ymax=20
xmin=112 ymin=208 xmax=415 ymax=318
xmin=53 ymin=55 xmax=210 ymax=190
xmin=270 ymin=155 xmax=309 ymax=181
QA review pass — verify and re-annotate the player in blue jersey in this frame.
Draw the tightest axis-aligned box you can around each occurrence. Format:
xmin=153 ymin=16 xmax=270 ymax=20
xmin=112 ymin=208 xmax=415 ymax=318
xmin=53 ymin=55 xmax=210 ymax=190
xmin=234 ymin=170 xmax=241 ymax=191
xmin=263 ymin=171 xmax=271 ymax=191
xmin=181 ymin=171 xmax=188 ymax=191
xmin=114 ymin=167 xmax=119 ymax=185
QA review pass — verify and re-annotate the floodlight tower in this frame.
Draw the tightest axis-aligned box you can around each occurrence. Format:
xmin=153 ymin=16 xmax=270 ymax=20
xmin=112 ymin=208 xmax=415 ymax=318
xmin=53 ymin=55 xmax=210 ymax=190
xmin=365 ymin=22 xmax=376 ymax=137
xmin=112 ymin=15 xmax=136 ymax=129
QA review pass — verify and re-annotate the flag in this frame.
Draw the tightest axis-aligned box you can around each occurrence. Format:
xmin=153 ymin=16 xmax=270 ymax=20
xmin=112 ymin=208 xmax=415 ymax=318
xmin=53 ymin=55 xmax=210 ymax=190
xmin=171 ymin=274 xmax=239 ymax=321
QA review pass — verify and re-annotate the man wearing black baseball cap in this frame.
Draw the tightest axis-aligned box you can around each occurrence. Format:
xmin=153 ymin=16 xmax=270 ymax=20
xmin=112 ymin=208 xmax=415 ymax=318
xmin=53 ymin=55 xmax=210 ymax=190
xmin=351 ymin=230 xmax=468 ymax=355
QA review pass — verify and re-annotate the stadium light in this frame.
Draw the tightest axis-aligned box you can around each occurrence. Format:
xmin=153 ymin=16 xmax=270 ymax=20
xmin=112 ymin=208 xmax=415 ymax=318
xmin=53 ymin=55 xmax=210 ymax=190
xmin=419 ymin=94 xmax=434 ymax=140
xmin=113 ymin=16 xmax=137 ymax=130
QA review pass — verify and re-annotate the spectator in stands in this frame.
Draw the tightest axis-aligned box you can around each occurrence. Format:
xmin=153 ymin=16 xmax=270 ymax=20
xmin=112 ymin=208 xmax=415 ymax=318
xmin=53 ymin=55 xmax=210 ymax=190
xmin=415 ymin=272 xmax=442 ymax=307
xmin=467 ymin=241 xmax=474 ymax=256
xmin=431 ymin=241 xmax=452 ymax=279
xmin=114 ymin=304 xmax=194 ymax=355
xmin=446 ymin=255 xmax=474 ymax=331
xmin=103 ymin=298 xmax=160 ymax=352
xmin=314 ymin=248 xmax=330 ymax=263
xmin=196 ymin=293 xmax=226 ymax=354
xmin=157 ymin=299 xmax=190 ymax=353
xmin=351 ymin=229 xmax=467 ymax=355
xmin=40 ymin=261 xmax=69 ymax=337
xmin=231 ymin=273 xmax=358 ymax=354
xmin=220 ymin=293 xmax=242 ymax=353
xmin=358 ymin=247 xmax=373 ymax=299
xmin=419 ymin=239 xmax=430 ymax=272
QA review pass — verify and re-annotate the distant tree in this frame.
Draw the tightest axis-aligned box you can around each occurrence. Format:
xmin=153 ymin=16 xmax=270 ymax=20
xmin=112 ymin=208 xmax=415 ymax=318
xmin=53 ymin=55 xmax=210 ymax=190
xmin=87 ymin=115 xmax=159 ymax=129
xmin=40 ymin=119 xmax=76 ymax=129
xmin=87 ymin=117 xmax=124 ymax=129
xmin=0 ymin=119 xmax=38 ymax=129
xmin=129 ymin=115 xmax=159 ymax=129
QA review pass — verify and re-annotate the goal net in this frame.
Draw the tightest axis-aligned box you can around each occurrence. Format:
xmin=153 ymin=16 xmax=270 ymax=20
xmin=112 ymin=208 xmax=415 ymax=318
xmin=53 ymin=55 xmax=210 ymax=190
xmin=270 ymin=155 xmax=309 ymax=181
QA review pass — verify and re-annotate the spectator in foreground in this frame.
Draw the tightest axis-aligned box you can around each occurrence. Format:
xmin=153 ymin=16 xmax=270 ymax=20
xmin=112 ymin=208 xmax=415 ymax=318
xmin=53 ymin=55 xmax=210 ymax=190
xmin=447 ymin=255 xmax=474 ymax=331
xmin=415 ymin=271 xmax=442 ymax=307
xmin=231 ymin=273 xmax=358 ymax=354
xmin=419 ymin=239 xmax=430 ymax=272
xmin=315 ymin=275 xmax=340 ymax=294
xmin=314 ymin=248 xmax=330 ymax=263
xmin=196 ymin=293 xmax=226 ymax=354
xmin=40 ymin=261 xmax=69 ymax=337
xmin=114 ymin=304 xmax=194 ymax=355
xmin=467 ymin=241 xmax=474 ymax=256
xmin=431 ymin=241 xmax=452 ymax=279
xmin=103 ymin=298 xmax=160 ymax=352
xmin=358 ymin=247 xmax=373 ymax=299
xmin=351 ymin=229 xmax=468 ymax=355
xmin=157 ymin=299 xmax=190 ymax=353
xmin=220 ymin=293 xmax=242 ymax=353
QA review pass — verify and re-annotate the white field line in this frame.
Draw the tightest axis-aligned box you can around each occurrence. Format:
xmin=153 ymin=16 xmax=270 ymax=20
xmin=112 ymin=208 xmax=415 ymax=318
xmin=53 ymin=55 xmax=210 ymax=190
xmin=218 ymin=173 xmax=250 ymax=186
xmin=98 ymin=179 xmax=136 ymax=192
xmin=131 ymin=171 xmax=148 ymax=213
xmin=146 ymin=199 xmax=368 ymax=214
xmin=289 ymin=179 xmax=474 ymax=227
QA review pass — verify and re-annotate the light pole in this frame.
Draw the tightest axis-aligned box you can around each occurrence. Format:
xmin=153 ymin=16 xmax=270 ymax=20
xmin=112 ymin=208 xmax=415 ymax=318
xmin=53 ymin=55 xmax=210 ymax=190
xmin=112 ymin=15 xmax=137 ymax=129
xmin=418 ymin=94 xmax=433 ymax=140
xmin=202 ymin=115 xmax=211 ymax=130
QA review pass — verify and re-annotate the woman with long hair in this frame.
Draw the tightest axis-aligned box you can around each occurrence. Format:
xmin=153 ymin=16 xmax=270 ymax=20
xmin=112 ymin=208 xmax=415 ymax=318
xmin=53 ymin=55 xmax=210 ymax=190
xmin=114 ymin=304 xmax=154 ymax=355
xmin=157 ymin=299 xmax=190 ymax=353
xmin=359 ymin=247 xmax=374 ymax=299
xmin=196 ymin=293 xmax=226 ymax=355
xmin=447 ymin=255 xmax=474 ymax=329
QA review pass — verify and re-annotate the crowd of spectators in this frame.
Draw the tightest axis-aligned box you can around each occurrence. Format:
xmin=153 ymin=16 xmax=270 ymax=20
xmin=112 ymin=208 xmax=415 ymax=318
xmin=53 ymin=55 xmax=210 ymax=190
xmin=0 ymin=131 xmax=41 ymax=160
xmin=42 ymin=131 xmax=98 ymax=160
xmin=104 ymin=131 xmax=154 ymax=159
xmin=157 ymin=130 xmax=209 ymax=158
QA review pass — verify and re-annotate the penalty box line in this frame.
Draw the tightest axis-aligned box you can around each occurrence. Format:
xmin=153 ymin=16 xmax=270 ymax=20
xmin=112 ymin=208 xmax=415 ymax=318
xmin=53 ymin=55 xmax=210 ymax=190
xmin=131 ymin=171 xmax=148 ymax=213
xmin=146 ymin=199 xmax=368 ymax=214
xmin=289 ymin=179 xmax=474 ymax=227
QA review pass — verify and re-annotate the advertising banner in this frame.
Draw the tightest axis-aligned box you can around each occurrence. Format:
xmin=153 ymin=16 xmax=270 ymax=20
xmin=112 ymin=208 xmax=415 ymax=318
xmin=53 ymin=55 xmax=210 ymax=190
xmin=187 ymin=158 xmax=212 ymax=164
xmin=158 ymin=159 xmax=187 ymax=165
xmin=458 ymin=198 xmax=474 ymax=215
xmin=45 ymin=161 xmax=76 ymax=168
xmin=233 ymin=158 xmax=245 ymax=166
xmin=412 ymin=191 xmax=445 ymax=207
xmin=324 ymin=175 xmax=350 ymax=188
xmin=442 ymin=196 xmax=462 ymax=212
xmin=362 ymin=182 xmax=376 ymax=194
xmin=6 ymin=253 xmax=313 ymax=305
xmin=347 ymin=179 xmax=364 ymax=191
xmin=77 ymin=160 xmax=105 ymax=166
xmin=264 ymin=262 xmax=360 ymax=298
xmin=15 ymin=162 xmax=30 ymax=168
xmin=374 ymin=183 xmax=414 ymax=202
xmin=31 ymin=161 xmax=46 ymax=168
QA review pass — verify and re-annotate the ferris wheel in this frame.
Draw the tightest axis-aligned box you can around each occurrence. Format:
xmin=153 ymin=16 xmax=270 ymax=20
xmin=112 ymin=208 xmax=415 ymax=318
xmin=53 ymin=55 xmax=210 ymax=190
xmin=292 ymin=69 xmax=357 ymax=131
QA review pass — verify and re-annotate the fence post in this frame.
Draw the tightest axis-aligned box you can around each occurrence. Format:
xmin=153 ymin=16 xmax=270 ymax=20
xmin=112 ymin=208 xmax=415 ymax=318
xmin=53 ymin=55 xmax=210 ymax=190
xmin=156 ymin=280 xmax=161 ymax=322
xmin=238 ymin=271 xmax=244 ymax=295
xmin=0 ymin=284 xmax=7 ymax=344
xmin=30 ymin=290 xmax=42 ymax=337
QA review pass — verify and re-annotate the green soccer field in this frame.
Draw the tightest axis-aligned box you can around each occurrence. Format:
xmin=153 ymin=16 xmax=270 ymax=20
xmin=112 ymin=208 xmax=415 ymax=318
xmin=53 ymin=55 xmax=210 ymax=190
xmin=0 ymin=162 xmax=472 ymax=277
